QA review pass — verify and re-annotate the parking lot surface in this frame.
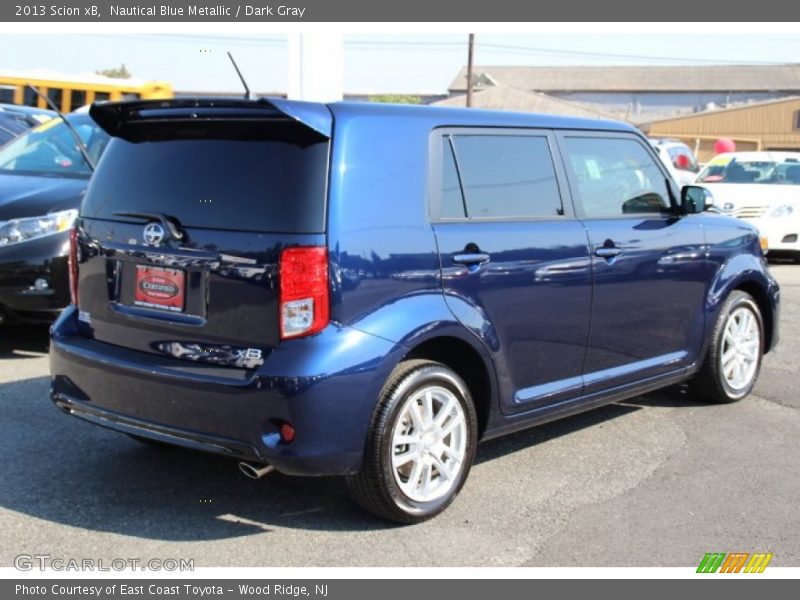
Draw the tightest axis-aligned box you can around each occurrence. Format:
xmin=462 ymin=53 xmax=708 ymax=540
xmin=1 ymin=265 xmax=798 ymax=567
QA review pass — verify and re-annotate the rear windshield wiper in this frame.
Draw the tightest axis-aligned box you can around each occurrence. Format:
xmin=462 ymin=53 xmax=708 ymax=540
xmin=112 ymin=211 xmax=185 ymax=241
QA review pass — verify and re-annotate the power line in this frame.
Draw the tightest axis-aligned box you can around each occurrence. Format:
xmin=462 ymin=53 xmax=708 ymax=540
xmin=86 ymin=33 xmax=794 ymax=66
xmin=475 ymin=42 xmax=786 ymax=65
xmin=345 ymin=39 xmax=788 ymax=65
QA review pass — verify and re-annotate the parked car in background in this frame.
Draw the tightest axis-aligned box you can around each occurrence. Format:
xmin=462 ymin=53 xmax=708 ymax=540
xmin=50 ymin=99 xmax=778 ymax=523
xmin=0 ymin=108 xmax=110 ymax=324
xmin=696 ymin=151 xmax=800 ymax=261
xmin=0 ymin=103 xmax=55 ymax=146
xmin=649 ymin=138 xmax=700 ymax=187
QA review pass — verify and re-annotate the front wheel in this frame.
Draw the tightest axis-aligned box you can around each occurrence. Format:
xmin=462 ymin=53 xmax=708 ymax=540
xmin=690 ymin=290 xmax=764 ymax=403
xmin=347 ymin=360 xmax=478 ymax=524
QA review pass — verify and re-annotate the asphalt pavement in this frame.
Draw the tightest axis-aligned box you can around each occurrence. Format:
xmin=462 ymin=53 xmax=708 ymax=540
xmin=1 ymin=265 xmax=797 ymax=568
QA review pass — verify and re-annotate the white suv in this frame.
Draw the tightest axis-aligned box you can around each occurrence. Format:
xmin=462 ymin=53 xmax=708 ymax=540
xmin=650 ymin=138 xmax=700 ymax=187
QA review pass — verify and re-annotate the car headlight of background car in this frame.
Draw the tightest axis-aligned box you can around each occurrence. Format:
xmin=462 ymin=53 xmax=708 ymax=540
xmin=0 ymin=209 xmax=77 ymax=247
xmin=770 ymin=204 xmax=794 ymax=218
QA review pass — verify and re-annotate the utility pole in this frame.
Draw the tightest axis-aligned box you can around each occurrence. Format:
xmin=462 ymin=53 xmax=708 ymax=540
xmin=466 ymin=33 xmax=474 ymax=108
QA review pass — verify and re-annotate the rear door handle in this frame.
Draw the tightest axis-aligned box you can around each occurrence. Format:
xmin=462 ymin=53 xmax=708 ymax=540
xmin=453 ymin=252 xmax=491 ymax=266
xmin=594 ymin=247 xmax=622 ymax=258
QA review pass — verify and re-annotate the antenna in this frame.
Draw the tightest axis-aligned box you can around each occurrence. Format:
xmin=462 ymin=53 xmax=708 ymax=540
xmin=227 ymin=52 xmax=252 ymax=100
xmin=26 ymin=84 xmax=95 ymax=172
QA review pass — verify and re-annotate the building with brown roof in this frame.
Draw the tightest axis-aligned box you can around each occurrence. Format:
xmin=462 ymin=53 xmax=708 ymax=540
xmin=641 ymin=96 xmax=800 ymax=162
xmin=447 ymin=64 xmax=800 ymax=120
xmin=431 ymin=86 xmax=618 ymax=119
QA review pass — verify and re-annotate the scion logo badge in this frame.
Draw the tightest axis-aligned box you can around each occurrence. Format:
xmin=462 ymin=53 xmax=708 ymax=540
xmin=696 ymin=552 xmax=773 ymax=573
xmin=143 ymin=223 xmax=166 ymax=246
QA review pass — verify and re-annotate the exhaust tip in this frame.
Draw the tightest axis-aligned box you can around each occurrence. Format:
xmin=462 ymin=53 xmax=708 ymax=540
xmin=238 ymin=461 xmax=275 ymax=480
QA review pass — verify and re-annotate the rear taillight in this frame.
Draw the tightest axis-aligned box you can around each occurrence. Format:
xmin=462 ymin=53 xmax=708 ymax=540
xmin=279 ymin=246 xmax=329 ymax=339
xmin=68 ymin=227 xmax=79 ymax=306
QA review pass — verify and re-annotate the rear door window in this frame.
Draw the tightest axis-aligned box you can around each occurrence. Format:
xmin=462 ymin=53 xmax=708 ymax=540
xmin=560 ymin=136 xmax=671 ymax=218
xmin=82 ymin=121 xmax=329 ymax=233
xmin=667 ymin=146 xmax=699 ymax=172
xmin=438 ymin=133 xmax=563 ymax=219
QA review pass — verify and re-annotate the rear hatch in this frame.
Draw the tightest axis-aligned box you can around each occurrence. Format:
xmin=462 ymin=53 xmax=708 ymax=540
xmin=75 ymin=98 xmax=331 ymax=368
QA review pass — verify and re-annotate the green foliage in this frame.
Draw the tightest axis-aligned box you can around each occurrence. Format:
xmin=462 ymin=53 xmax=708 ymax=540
xmin=95 ymin=64 xmax=132 ymax=79
xmin=368 ymin=95 xmax=422 ymax=105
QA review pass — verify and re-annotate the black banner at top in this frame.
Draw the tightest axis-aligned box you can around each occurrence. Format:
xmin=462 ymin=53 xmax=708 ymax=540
xmin=2 ymin=0 xmax=800 ymax=22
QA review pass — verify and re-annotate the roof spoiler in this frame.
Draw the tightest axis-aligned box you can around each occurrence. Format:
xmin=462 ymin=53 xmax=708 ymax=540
xmin=89 ymin=97 xmax=332 ymax=139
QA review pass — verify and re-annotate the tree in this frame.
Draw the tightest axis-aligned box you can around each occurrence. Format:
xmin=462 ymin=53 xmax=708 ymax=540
xmin=95 ymin=64 xmax=132 ymax=79
xmin=368 ymin=95 xmax=422 ymax=105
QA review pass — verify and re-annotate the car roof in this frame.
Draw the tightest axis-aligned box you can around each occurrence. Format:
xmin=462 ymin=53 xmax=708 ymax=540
xmin=649 ymin=138 xmax=690 ymax=148
xmin=327 ymin=100 xmax=636 ymax=133
xmin=712 ymin=151 xmax=800 ymax=162
xmin=0 ymin=103 xmax=56 ymax=118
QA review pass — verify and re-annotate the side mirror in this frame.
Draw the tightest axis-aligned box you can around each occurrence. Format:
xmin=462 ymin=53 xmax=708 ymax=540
xmin=681 ymin=185 xmax=714 ymax=214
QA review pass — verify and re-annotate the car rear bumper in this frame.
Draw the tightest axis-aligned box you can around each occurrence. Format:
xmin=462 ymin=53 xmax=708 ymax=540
xmin=0 ymin=231 xmax=70 ymax=323
xmin=49 ymin=306 xmax=403 ymax=476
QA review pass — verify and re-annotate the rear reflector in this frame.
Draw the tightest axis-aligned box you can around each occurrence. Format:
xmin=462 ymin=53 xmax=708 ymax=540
xmin=280 ymin=422 xmax=296 ymax=444
xmin=279 ymin=246 xmax=329 ymax=339
xmin=68 ymin=227 xmax=79 ymax=306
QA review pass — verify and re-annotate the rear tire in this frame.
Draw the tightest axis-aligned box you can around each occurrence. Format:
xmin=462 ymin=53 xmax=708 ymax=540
xmin=690 ymin=291 xmax=764 ymax=403
xmin=347 ymin=360 xmax=478 ymax=524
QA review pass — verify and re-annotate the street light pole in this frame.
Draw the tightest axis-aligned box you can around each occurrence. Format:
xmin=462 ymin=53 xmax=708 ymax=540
xmin=466 ymin=33 xmax=474 ymax=108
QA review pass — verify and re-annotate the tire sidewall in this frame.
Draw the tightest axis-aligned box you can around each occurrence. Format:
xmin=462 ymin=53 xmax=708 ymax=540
xmin=377 ymin=366 xmax=477 ymax=520
xmin=717 ymin=294 xmax=764 ymax=401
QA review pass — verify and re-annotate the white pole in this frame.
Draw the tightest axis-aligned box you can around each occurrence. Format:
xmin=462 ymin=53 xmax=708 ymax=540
xmin=287 ymin=33 xmax=343 ymax=102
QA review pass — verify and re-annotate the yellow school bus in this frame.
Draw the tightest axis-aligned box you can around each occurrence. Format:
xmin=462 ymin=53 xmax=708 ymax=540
xmin=0 ymin=70 xmax=173 ymax=112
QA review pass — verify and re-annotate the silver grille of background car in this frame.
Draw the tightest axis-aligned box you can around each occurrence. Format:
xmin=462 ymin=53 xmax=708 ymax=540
xmin=733 ymin=206 xmax=769 ymax=219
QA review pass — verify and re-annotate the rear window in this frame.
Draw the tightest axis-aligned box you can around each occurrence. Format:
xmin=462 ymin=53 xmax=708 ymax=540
xmin=82 ymin=121 xmax=329 ymax=233
xmin=440 ymin=133 xmax=563 ymax=220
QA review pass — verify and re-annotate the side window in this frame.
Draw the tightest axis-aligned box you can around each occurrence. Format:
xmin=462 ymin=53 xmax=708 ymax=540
xmin=450 ymin=134 xmax=562 ymax=219
xmin=667 ymin=146 xmax=699 ymax=173
xmin=0 ymin=86 xmax=15 ymax=103
xmin=23 ymin=86 xmax=38 ymax=107
xmin=47 ymin=88 xmax=63 ymax=111
xmin=69 ymin=90 xmax=86 ymax=111
xmin=562 ymin=137 xmax=671 ymax=218
xmin=440 ymin=138 xmax=466 ymax=219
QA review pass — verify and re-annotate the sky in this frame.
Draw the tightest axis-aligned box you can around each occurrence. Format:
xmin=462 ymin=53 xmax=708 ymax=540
xmin=1 ymin=32 xmax=800 ymax=95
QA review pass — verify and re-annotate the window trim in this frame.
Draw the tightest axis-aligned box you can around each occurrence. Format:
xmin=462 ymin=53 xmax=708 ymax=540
xmin=428 ymin=126 xmax=577 ymax=223
xmin=553 ymin=130 xmax=679 ymax=221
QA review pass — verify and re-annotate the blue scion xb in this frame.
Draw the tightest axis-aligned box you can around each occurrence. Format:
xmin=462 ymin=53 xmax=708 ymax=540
xmin=49 ymin=98 xmax=779 ymax=523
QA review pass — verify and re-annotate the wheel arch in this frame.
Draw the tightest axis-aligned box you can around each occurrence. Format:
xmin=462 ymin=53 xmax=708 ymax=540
xmin=706 ymin=253 xmax=779 ymax=356
xmin=734 ymin=278 xmax=776 ymax=354
xmin=401 ymin=334 xmax=496 ymax=440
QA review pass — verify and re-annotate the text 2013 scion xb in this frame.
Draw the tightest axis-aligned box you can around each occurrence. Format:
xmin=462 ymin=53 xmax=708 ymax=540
xmin=50 ymin=98 xmax=779 ymax=523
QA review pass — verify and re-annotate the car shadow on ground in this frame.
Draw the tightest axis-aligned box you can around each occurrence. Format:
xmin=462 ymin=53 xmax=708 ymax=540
xmin=0 ymin=373 xmax=701 ymax=540
xmin=0 ymin=325 xmax=50 ymax=358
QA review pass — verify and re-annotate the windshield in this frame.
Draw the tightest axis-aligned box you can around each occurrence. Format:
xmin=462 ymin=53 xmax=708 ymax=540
xmin=0 ymin=114 xmax=110 ymax=178
xmin=697 ymin=158 xmax=800 ymax=185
